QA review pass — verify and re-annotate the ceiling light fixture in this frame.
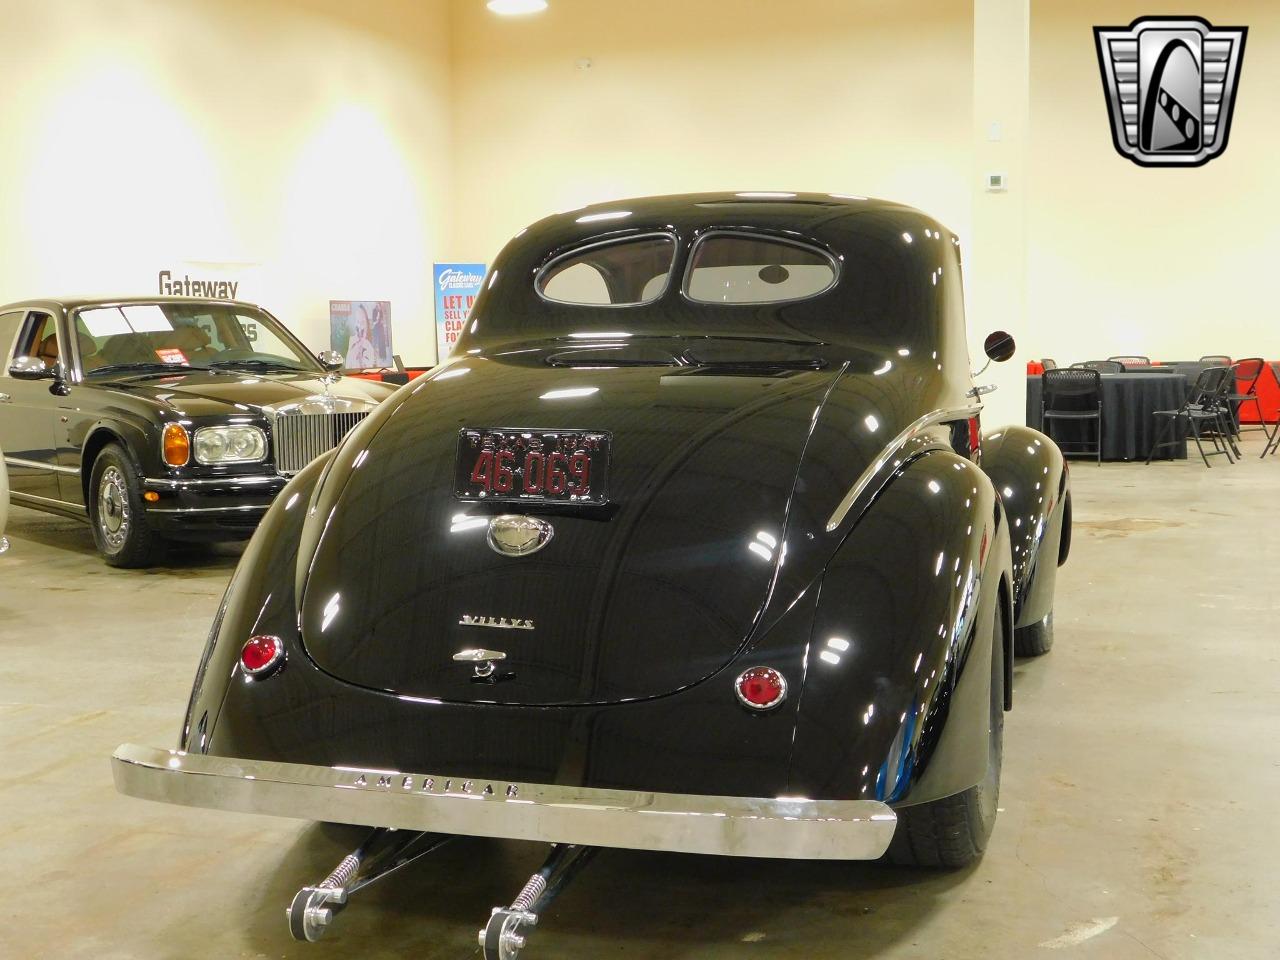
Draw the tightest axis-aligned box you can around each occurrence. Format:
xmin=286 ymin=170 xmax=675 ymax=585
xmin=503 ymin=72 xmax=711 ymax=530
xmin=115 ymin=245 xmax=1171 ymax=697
xmin=487 ymin=0 xmax=548 ymax=15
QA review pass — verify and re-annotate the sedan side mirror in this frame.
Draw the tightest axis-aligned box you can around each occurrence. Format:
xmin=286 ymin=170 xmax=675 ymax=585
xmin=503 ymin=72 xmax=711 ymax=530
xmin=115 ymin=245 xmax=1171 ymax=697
xmin=983 ymin=330 xmax=1016 ymax=363
xmin=9 ymin=356 xmax=56 ymax=380
xmin=318 ymin=350 xmax=344 ymax=372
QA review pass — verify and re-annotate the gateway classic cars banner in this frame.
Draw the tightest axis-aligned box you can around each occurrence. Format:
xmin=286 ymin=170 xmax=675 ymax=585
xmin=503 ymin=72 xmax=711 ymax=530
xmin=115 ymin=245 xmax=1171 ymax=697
xmin=434 ymin=263 xmax=485 ymax=363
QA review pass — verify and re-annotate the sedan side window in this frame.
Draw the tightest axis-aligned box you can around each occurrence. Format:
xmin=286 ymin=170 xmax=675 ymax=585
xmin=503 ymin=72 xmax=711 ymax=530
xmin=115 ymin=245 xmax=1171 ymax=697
xmin=14 ymin=313 xmax=59 ymax=369
xmin=0 ymin=311 xmax=25 ymax=375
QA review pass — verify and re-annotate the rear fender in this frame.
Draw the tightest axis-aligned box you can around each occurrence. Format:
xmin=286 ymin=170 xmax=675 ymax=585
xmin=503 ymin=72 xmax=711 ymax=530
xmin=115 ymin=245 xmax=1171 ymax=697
xmin=178 ymin=454 xmax=329 ymax=751
xmin=786 ymin=450 xmax=1012 ymax=807
xmin=981 ymin=425 xmax=1069 ymax=629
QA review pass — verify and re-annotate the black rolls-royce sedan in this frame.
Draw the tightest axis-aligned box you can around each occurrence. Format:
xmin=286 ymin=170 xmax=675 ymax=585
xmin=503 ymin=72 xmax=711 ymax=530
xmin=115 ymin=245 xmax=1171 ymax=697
xmin=0 ymin=296 xmax=396 ymax=566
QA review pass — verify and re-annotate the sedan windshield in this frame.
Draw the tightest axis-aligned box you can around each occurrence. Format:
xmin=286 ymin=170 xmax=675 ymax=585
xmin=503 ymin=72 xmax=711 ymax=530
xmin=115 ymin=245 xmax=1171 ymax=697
xmin=74 ymin=302 xmax=320 ymax=375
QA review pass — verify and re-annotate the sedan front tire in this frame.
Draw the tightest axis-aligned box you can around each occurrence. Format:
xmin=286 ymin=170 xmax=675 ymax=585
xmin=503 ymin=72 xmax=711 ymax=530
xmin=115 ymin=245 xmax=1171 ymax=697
xmin=89 ymin=444 xmax=163 ymax=568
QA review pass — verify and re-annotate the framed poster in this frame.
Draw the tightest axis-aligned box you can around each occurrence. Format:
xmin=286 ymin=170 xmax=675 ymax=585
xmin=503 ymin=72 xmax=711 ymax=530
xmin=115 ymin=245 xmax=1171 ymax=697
xmin=433 ymin=263 xmax=485 ymax=363
xmin=330 ymin=301 xmax=393 ymax=369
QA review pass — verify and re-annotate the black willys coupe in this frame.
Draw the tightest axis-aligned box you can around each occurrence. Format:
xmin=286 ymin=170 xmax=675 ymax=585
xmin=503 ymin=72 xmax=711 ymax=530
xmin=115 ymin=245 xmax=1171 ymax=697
xmin=0 ymin=297 xmax=394 ymax=565
xmin=113 ymin=194 xmax=1070 ymax=956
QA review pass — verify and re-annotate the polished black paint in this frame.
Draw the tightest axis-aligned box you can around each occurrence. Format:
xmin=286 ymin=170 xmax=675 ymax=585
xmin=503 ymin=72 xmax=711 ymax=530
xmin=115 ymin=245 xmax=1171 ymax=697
xmin=0 ymin=296 xmax=394 ymax=538
xmin=982 ymin=426 xmax=1070 ymax=630
xmin=789 ymin=451 xmax=1011 ymax=805
xmin=179 ymin=194 xmax=1069 ymax=811
xmin=299 ymin=355 xmax=839 ymax=705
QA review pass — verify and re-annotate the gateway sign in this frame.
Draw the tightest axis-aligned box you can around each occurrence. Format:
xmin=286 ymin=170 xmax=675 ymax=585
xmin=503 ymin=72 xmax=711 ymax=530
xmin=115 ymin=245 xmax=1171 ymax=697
xmin=157 ymin=270 xmax=240 ymax=300
xmin=433 ymin=262 xmax=486 ymax=363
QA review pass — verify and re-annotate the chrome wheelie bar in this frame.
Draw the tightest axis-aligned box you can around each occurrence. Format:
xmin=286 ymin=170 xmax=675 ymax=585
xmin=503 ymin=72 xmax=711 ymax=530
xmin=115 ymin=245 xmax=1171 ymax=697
xmin=286 ymin=828 xmax=453 ymax=941
xmin=480 ymin=844 xmax=598 ymax=960
xmin=285 ymin=830 xmax=597 ymax=956
xmin=113 ymin=746 xmax=897 ymax=951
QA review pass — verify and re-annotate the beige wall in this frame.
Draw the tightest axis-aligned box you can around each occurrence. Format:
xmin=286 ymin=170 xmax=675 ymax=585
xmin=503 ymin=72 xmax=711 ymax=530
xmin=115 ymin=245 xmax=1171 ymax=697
xmin=448 ymin=0 xmax=974 ymax=265
xmin=8 ymin=1 xmax=1266 ymax=386
xmin=1 ymin=0 xmax=453 ymax=362
xmin=1028 ymin=2 xmax=1274 ymax=365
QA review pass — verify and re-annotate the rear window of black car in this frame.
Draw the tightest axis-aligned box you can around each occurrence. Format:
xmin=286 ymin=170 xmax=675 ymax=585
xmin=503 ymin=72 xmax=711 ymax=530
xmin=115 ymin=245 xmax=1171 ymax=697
xmin=684 ymin=234 xmax=837 ymax=305
xmin=537 ymin=234 xmax=675 ymax=306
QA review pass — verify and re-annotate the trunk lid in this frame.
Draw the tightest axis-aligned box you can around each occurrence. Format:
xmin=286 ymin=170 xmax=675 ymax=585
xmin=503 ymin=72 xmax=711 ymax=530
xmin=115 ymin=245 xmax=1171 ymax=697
xmin=298 ymin=350 xmax=838 ymax=705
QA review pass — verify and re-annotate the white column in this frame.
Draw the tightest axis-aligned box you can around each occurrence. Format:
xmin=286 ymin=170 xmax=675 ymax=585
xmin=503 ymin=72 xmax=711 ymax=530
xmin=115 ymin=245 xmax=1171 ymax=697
xmin=970 ymin=0 xmax=1031 ymax=427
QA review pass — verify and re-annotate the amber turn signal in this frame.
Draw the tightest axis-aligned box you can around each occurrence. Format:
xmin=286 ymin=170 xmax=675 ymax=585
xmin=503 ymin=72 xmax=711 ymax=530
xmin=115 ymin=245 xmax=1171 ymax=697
xmin=162 ymin=423 xmax=190 ymax=466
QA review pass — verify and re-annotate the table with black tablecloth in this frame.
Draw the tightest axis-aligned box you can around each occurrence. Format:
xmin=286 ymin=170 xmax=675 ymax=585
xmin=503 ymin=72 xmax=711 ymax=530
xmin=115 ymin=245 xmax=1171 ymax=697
xmin=1026 ymin=373 xmax=1188 ymax=461
xmin=1158 ymin=361 xmax=1217 ymax=384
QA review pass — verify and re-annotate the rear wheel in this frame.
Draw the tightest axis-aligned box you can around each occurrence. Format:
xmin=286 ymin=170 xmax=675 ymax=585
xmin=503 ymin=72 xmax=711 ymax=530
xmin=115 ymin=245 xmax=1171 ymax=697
xmin=1015 ymin=610 xmax=1054 ymax=657
xmin=89 ymin=444 xmax=164 ymax=568
xmin=886 ymin=607 xmax=1004 ymax=868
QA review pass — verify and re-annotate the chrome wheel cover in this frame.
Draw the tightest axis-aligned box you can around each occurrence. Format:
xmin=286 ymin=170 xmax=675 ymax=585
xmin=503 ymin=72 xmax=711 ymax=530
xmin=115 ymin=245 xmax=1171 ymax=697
xmin=97 ymin=465 xmax=130 ymax=551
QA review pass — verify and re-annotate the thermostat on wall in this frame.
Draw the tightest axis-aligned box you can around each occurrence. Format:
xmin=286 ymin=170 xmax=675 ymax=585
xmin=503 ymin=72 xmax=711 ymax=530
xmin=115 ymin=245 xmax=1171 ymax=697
xmin=986 ymin=172 xmax=1008 ymax=192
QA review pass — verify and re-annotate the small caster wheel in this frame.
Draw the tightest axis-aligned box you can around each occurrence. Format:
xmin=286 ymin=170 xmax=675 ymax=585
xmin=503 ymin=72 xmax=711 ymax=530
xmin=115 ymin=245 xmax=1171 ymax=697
xmin=481 ymin=908 xmax=536 ymax=960
xmin=287 ymin=887 xmax=338 ymax=942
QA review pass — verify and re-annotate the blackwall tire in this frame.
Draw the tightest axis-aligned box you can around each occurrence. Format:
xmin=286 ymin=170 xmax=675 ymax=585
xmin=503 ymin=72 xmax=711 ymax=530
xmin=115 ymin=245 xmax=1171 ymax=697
xmin=89 ymin=444 xmax=164 ymax=568
xmin=1014 ymin=610 xmax=1054 ymax=657
xmin=885 ymin=608 xmax=1004 ymax=869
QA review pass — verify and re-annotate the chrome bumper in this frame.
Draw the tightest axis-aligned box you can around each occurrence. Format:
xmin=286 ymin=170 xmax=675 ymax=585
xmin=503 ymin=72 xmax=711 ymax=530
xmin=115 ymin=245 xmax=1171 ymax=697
xmin=112 ymin=744 xmax=897 ymax=860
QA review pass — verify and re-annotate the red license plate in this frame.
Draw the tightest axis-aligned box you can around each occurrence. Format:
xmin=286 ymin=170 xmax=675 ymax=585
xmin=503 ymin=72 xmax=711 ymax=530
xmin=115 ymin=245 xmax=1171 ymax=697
xmin=455 ymin=428 xmax=611 ymax=504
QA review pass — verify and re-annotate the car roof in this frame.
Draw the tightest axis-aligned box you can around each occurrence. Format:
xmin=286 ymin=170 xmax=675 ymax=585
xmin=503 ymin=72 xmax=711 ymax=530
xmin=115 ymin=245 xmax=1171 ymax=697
xmin=523 ymin=191 xmax=951 ymax=241
xmin=463 ymin=191 xmax=966 ymax=359
xmin=509 ymin=192 xmax=959 ymax=272
xmin=0 ymin=295 xmax=263 ymax=313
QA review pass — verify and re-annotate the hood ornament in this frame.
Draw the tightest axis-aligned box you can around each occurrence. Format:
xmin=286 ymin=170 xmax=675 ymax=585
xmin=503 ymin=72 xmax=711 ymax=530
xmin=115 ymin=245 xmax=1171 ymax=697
xmin=486 ymin=515 xmax=554 ymax=557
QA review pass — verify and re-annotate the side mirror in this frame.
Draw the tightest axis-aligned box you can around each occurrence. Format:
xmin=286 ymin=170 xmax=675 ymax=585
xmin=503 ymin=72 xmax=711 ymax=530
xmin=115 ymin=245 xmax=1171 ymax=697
xmin=983 ymin=330 xmax=1016 ymax=363
xmin=318 ymin=350 xmax=344 ymax=372
xmin=9 ymin=356 xmax=55 ymax=380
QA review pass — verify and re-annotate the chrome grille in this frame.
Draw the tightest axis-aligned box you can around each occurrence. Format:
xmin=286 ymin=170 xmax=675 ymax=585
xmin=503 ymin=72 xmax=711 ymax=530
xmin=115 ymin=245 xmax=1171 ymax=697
xmin=273 ymin=412 xmax=368 ymax=476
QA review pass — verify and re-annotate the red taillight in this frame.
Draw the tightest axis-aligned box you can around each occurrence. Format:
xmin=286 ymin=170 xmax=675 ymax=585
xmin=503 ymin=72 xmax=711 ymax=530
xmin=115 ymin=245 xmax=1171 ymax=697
xmin=735 ymin=666 xmax=787 ymax=710
xmin=240 ymin=635 xmax=284 ymax=677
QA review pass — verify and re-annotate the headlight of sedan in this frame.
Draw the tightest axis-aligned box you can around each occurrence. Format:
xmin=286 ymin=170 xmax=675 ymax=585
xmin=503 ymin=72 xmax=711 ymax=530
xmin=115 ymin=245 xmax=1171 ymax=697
xmin=193 ymin=425 xmax=267 ymax=464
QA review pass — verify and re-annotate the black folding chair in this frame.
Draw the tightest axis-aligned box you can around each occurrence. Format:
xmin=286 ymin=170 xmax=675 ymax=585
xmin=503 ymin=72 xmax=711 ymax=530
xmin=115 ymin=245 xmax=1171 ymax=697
xmin=1226 ymin=358 xmax=1266 ymax=437
xmin=1263 ymin=417 xmax=1280 ymax=458
xmin=1146 ymin=366 xmax=1236 ymax=467
xmin=1042 ymin=368 xmax=1103 ymax=463
xmin=1108 ymin=354 xmax=1151 ymax=366
xmin=1072 ymin=360 xmax=1124 ymax=373
xmin=1198 ymin=355 xmax=1232 ymax=365
xmin=1202 ymin=366 xmax=1242 ymax=458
